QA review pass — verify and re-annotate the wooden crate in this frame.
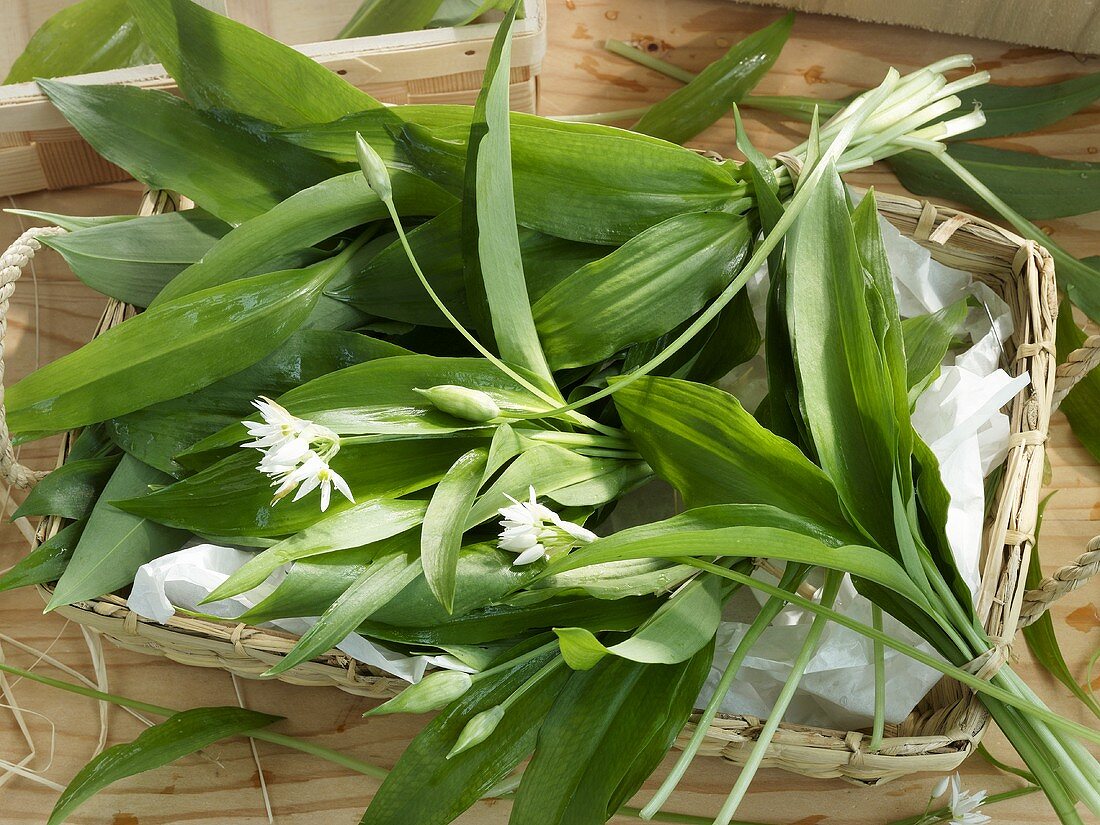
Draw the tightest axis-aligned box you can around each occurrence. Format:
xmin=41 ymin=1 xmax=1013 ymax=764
xmin=0 ymin=0 xmax=546 ymax=196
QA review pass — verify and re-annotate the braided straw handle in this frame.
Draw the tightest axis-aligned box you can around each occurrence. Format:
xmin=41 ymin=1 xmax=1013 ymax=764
xmin=1052 ymin=334 xmax=1100 ymax=411
xmin=0 ymin=226 xmax=67 ymax=489
xmin=1018 ymin=537 xmax=1100 ymax=628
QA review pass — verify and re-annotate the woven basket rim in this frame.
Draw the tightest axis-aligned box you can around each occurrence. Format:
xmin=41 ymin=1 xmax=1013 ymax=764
xmin=29 ymin=184 xmax=1058 ymax=785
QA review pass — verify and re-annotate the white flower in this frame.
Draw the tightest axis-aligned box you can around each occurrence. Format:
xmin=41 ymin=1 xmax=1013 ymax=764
xmin=946 ymin=774 xmax=990 ymax=825
xmin=497 ymin=486 xmax=596 ymax=566
xmin=271 ymin=450 xmax=354 ymax=512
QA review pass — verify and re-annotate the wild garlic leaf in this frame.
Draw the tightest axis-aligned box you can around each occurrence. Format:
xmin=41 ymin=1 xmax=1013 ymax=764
xmin=4 ymin=209 xmax=137 ymax=231
xmin=422 ymin=448 xmax=489 ymax=612
xmin=632 ymin=14 xmax=792 ymax=143
xmin=116 ymin=439 xmax=473 ymax=537
xmin=339 ymin=0 xmax=445 ymax=37
xmin=154 ymin=171 xmax=453 ymax=304
xmin=37 ymin=80 xmax=340 ymax=225
xmin=4 ymin=0 xmax=155 ymax=84
xmin=901 ymin=299 xmax=968 ymax=397
xmin=532 ymin=212 xmax=752 ymax=368
xmin=7 ymin=259 xmax=339 ymax=437
xmin=360 ymin=652 xmax=569 ymax=825
xmin=131 ymin=0 xmax=378 ymax=125
xmin=0 ymin=520 xmax=85 ymax=594
xmin=48 ymin=455 xmax=189 ymax=609
xmin=269 ymin=552 xmax=424 ymax=675
xmin=48 ymin=707 xmax=279 ymax=825
xmin=12 ymin=454 xmax=120 ymax=521
xmin=41 ymin=210 xmax=229 ymax=307
xmin=612 ymin=375 xmax=860 ymax=541
xmin=890 ymin=144 xmax=1100 ymax=221
xmin=555 ymin=573 xmax=721 ymax=668
xmin=509 ymin=646 xmax=713 ymax=824
xmin=944 ymin=73 xmax=1100 ymax=139
xmin=1057 ymin=301 xmax=1100 ymax=463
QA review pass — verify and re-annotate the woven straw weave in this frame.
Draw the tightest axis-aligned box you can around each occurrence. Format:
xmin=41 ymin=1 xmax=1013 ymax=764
xmin=7 ymin=187 xmax=1098 ymax=784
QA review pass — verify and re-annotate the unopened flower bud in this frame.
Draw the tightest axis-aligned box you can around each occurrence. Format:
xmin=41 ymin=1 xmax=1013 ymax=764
xmin=415 ymin=385 xmax=501 ymax=423
xmin=356 ymin=132 xmax=392 ymax=201
xmin=363 ymin=670 xmax=472 ymax=717
xmin=446 ymin=705 xmax=505 ymax=759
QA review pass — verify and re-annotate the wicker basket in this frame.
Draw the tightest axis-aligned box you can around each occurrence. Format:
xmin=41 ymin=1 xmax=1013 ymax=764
xmin=0 ymin=0 xmax=546 ymax=197
xmin=3 ymin=187 xmax=1099 ymax=783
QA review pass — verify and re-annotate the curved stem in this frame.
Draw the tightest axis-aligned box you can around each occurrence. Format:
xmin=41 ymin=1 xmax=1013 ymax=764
xmin=869 ymin=604 xmax=886 ymax=753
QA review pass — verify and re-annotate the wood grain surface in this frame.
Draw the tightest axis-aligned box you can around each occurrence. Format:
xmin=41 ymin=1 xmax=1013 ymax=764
xmin=1 ymin=2 xmax=1098 ymax=824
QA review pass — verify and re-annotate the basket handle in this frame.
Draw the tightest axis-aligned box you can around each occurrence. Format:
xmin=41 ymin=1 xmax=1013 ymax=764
xmin=0 ymin=226 xmax=67 ymax=489
xmin=1052 ymin=334 xmax=1100 ymax=411
xmin=1017 ymin=537 xmax=1100 ymax=628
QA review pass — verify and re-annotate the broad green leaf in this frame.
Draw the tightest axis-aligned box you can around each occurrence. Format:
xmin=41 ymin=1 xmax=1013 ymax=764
xmin=339 ymin=0 xmax=445 ymax=36
xmin=41 ymin=210 xmax=229 ymax=307
xmin=154 ymin=171 xmax=453 ymax=304
xmin=889 ymin=144 xmax=1100 ymax=221
xmin=359 ymin=652 xmax=569 ymax=825
xmin=8 ymin=256 xmax=341 ymax=437
xmin=1057 ymin=301 xmax=1100 ymax=463
xmin=422 ymin=448 xmax=488 ymax=612
xmin=3 ymin=210 xmax=137 ymax=232
xmin=37 ymin=80 xmax=340 ymax=225
xmin=532 ymin=212 xmax=752 ymax=368
xmin=509 ymin=646 xmax=713 ymax=824
xmin=555 ymin=573 xmax=721 ymax=669
xmin=632 ymin=14 xmax=792 ymax=143
xmin=48 ymin=455 xmax=188 ymax=609
xmin=130 ymin=0 xmax=378 ymax=126
xmin=943 ymin=74 xmax=1100 ymax=139
xmin=208 ymin=499 xmax=428 ymax=600
xmin=116 ymin=439 xmax=469 ymax=537
xmin=546 ymin=459 xmax=650 ymax=508
xmin=4 ymin=0 xmax=155 ymax=84
xmin=12 ymin=454 xmax=120 ymax=520
xmin=612 ymin=376 xmax=859 ymax=540
xmin=901 ymin=299 xmax=967 ymax=395
xmin=0 ymin=520 xmax=85 ymax=594
xmin=48 ymin=707 xmax=279 ymax=825
xmin=107 ymin=330 xmax=405 ymax=476
xmin=786 ymin=167 xmax=898 ymax=553
xmin=269 ymin=552 xmax=424 ymax=675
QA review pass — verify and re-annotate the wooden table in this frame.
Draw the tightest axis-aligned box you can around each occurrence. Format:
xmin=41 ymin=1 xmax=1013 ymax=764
xmin=1 ymin=2 xmax=1098 ymax=823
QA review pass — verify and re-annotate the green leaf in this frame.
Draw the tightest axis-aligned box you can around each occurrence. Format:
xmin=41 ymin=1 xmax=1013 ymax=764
xmin=48 ymin=706 xmax=279 ymax=825
xmin=946 ymin=74 xmax=1100 ymax=139
xmin=130 ymin=0 xmax=378 ymax=126
xmin=4 ymin=0 xmax=155 ymax=84
xmin=422 ymin=448 xmax=489 ymax=612
xmin=116 ymin=439 xmax=469 ymax=537
xmin=12 ymin=455 xmax=120 ymax=520
xmin=41 ymin=210 xmax=229 ymax=307
xmin=1057 ymin=301 xmax=1100 ymax=463
xmin=786 ymin=167 xmax=899 ymax=553
xmin=8 ymin=256 xmax=341 ymax=437
xmin=48 ymin=455 xmax=188 ymax=609
xmin=360 ymin=652 xmax=569 ymax=825
xmin=154 ymin=171 xmax=453 ymax=304
xmin=612 ymin=375 xmax=859 ymax=541
xmin=208 ymin=499 xmax=428 ymax=601
xmin=3 ymin=209 xmax=137 ymax=232
xmin=37 ymin=80 xmax=340 ymax=225
xmin=339 ymin=0 xmax=445 ymax=36
xmin=901 ymin=299 xmax=968 ymax=395
xmin=532 ymin=212 xmax=752 ymax=368
xmin=555 ymin=573 xmax=721 ymax=669
xmin=632 ymin=14 xmax=792 ymax=143
xmin=509 ymin=646 xmax=713 ymax=824
xmin=0 ymin=520 xmax=85 ymax=594
xmin=889 ymin=144 xmax=1100 ymax=221
xmin=268 ymin=551 xmax=424 ymax=675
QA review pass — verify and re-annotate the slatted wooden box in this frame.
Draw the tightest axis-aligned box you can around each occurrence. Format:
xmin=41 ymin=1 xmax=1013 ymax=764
xmin=0 ymin=0 xmax=546 ymax=196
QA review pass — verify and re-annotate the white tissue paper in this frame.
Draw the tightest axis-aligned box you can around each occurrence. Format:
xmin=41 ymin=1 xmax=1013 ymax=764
xmin=700 ymin=211 xmax=1032 ymax=728
xmin=128 ymin=541 xmax=431 ymax=683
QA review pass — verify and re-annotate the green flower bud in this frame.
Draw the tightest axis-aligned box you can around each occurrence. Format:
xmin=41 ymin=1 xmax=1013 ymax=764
xmin=446 ymin=705 xmax=505 ymax=759
xmin=415 ymin=385 xmax=501 ymax=423
xmin=363 ymin=670 xmax=472 ymax=717
xmin=355 ymin=132 xmax=392 ymax=201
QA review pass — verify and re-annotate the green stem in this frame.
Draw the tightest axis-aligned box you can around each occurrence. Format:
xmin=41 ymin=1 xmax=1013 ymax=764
xmin=499 ymin=655 xmax=565 ymax=712
xmin=869 ymin=604 xmax=886 ymax=753
xmin=474 ymin=640 xmax=559 ymax=682
xmin=0 ymin=661 xmax=389 ymax=780
xmin=977 ymin=743 xmax=1036 ymax=783
xmin=603 ymin=39 xmax=695 ymax=83
xmin=550 ymin=106 xmax=654 ymax=124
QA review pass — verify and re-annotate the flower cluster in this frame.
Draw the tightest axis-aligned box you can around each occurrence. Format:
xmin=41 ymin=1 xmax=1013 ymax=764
xmin=243 ymin=397 xmax=353 ymax=512
xmin=928 ymin=774 xmax=990 ymax=825
xmin=497 ymin=486 xmax=597 ymax=566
